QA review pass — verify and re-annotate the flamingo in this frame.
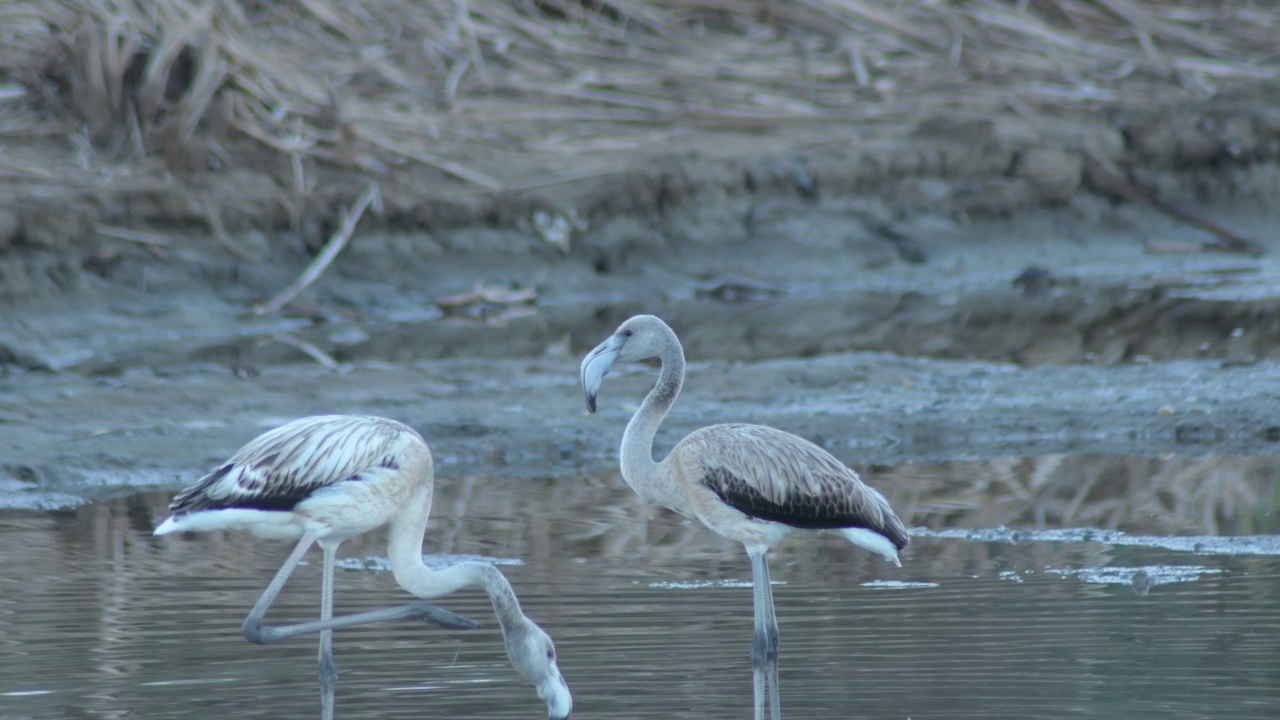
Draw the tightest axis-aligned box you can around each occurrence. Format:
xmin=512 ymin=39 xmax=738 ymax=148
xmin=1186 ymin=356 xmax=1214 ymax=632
xmin=580 ymin=315 xmax=907 ymax=720
xmin=154 ymin=414 xmax=571 ymax=720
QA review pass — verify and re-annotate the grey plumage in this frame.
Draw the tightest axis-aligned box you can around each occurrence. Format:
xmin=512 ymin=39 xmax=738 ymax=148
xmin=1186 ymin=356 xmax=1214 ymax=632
xmin=581 ymin=314 xmax=908 ymax=720
xmin=683 ymin=423 xmax=909 ymax=542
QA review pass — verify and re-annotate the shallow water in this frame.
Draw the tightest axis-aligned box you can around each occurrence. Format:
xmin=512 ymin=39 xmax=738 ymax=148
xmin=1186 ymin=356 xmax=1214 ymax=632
xmin=2 ymin=464 xmax=1279 ymax=720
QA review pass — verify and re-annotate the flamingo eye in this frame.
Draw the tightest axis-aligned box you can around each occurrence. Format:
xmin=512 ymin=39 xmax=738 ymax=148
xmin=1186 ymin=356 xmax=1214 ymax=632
xmin=622 ymin=329 xmax=633 ymax=338
xmin=546 ymin=647 xmax=556 ymax=661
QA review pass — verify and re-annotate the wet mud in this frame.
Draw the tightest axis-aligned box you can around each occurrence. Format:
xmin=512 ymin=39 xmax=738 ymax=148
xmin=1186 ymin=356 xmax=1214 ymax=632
xmin=4 ymin=159 xmax=1280 ymax=507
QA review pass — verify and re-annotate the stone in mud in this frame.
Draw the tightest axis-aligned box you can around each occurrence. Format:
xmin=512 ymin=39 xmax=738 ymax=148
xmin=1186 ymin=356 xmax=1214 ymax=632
xmin=1125 ymin=114 xmax=1259 ymax=168
xmin=1014 ymin=147 xmax=1083 ymax=204
xmin=1015 ymin=330 xmax=1084 ymax=367
xmin=0 ymin=253 xmax=83 ymax=301
xmin=17 ymin=205 xmax=98 ymax=248
xmin=0 ymin=208 xmax=18 ymax=248
xmin=956 ymin=178 xmax=1032 ymax=216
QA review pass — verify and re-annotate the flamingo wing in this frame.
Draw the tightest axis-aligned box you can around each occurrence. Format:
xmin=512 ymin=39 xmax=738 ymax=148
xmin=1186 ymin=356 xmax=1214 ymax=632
xmin=687 ymin=423 xmax=908 ymax=549
xmin=168 ymin=415 xmax=415 ymax=514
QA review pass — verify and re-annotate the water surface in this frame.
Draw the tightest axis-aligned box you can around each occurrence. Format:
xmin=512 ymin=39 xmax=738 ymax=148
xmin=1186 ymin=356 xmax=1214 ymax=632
xmin=1 ymin=462 xmax=1278 ymax=719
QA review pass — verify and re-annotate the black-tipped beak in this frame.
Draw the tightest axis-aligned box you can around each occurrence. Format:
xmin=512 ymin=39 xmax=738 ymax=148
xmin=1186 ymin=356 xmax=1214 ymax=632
xmin=541 ymin=671 xmax=572 ymax=720
xmin=580 ymin=334 xmax=623 ymax=414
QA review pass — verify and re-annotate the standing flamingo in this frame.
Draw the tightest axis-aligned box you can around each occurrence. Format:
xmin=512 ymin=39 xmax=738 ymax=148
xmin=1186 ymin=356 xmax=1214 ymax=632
xmin=580 ymin=315 xmax=907 ymax=720
xmin=154 ymin=414 xmax=572 ymax=720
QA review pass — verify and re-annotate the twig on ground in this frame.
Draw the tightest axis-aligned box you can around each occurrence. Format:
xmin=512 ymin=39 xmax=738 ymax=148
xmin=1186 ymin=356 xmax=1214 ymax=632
xmin=1084 ymin=150 xmax=1265 ymax=257
xmin=268 ymin=332 xmax=349 ymax=372
xmin=96 ymin=225 xmax=173 ymax=246
xmin=250 ymin=183 xmax=381 ymax=315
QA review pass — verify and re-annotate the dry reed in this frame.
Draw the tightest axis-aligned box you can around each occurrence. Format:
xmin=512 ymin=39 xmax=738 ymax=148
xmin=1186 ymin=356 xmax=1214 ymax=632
xmin=1 ymin=1 xmax=1277 ymax=216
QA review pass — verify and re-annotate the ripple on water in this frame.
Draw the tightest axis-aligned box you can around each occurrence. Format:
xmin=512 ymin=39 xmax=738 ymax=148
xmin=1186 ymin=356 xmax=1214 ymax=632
xmin=333 ymin=553 xmax=524 ymax=572
xmin=647 ymin=579 xmax=785 ymax=590
xmin=859 ymin=580 xmax=940 ymax=589
xmin=1045 ymin=564 xmax=1225 ymax=586
xmin=4 ymin=485 xmax=1279 ymax=720
xmin=912 ymin=525 xmax=1280 ymax=556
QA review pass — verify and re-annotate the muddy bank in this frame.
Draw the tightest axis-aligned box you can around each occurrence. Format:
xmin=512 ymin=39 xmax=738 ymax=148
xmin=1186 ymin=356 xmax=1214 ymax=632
xmin=6 ymin=158 xmax=1280 ymax=374
xmin=4 ymin=346 xmax=1280 ymax=510
xmin=5 ymin=132 xmax=1280 ymax=511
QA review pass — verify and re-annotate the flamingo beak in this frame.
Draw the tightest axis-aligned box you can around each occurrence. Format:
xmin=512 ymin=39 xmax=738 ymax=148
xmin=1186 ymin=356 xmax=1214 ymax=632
xmin=540 ymin=669 xmax=572 ymax=720
xmin=580 ymin=334 xmax=623 ymax=414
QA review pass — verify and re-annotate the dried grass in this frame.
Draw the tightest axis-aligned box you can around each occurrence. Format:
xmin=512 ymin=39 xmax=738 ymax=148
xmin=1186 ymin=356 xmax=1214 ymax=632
xmin=2 ymin=1 xmax=1278 ymax=211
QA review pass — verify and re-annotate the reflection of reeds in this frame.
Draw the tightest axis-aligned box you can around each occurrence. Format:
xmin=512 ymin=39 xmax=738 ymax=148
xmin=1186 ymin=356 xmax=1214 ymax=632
xmin=873 ymin=454 xmax=1280 ymax=536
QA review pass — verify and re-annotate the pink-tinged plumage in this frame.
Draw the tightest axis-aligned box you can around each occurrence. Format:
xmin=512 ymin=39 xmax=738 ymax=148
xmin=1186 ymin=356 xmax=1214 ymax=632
xmin=155 ymin=415 xmax=422 ymax=540
xmin=154 ymin=414 xmax=571 ymax=720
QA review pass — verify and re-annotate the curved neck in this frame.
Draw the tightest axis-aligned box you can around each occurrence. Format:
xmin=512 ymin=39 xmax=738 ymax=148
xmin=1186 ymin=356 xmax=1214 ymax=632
xmin=620 ymin=326 xmax=685 ymax=497
xmin=386 ymin=501 xmax=525 ymax=628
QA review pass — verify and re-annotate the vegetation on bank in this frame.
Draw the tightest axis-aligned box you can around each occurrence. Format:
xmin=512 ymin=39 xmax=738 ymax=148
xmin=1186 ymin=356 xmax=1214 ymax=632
xmin=0 ymin=1 xmax=1277 ymax=247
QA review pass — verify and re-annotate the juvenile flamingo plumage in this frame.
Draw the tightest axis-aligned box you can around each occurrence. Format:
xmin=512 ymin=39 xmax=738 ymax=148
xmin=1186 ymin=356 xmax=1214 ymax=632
xmin=154 ymin=414 xmax=571 ymax=720
xmin=581 ymin=315 xmax=908 ymax=720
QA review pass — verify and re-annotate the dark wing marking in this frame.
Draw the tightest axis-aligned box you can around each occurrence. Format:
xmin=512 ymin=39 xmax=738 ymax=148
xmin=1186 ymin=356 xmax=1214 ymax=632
xmin=167 ymin=415 xmax=415 ymax=515
xmin=690 ymin=424 xmax=908 ymax=550
xmin=702 ymin=466 xmax=869 ymax=531
xmin=169 ymin=462 xmax=329 ymax=513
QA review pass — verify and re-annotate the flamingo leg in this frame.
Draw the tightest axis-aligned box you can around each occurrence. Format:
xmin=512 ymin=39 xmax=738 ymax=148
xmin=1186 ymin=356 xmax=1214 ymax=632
xmin=750 ymin=549 xmax=781 ymax=720
xmin=319 ymin=544 xmax=337 ymax=720
xmin=240 ymin=531 xmax=479 ymax=647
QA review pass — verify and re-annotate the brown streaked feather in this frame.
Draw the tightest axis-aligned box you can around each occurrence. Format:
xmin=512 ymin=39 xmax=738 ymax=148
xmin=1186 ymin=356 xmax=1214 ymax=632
xmin=168 ymin=415 xmax=420 ymax=515
xmin=681 ymin=423 xmax=908 ymax=550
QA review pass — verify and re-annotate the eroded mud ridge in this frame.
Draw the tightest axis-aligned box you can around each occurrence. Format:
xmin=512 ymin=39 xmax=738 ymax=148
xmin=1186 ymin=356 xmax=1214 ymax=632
xmin=5 ymin=163 xmax=1280 ymax=372
xmin=5 ymin=338 xmax=1280 ymax=510
xmin=4 ymin=156 xmax=1280 ymax=509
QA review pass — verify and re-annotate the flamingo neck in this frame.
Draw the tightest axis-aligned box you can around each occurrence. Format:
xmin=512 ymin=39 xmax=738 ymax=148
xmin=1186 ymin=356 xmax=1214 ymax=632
xmin=386 ymin=497 xmax=525 ymax=628
xmin=620 ymin=326 xmax=685 ymax=502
